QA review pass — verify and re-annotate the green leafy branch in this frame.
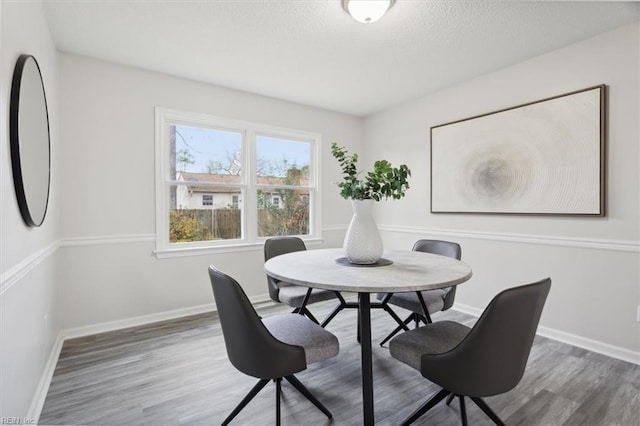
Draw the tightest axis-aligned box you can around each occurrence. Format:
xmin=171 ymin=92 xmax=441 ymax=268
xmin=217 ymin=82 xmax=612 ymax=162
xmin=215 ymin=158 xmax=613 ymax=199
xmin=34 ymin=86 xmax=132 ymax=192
xmin=331 ymin=142 xmax=411 ymax=201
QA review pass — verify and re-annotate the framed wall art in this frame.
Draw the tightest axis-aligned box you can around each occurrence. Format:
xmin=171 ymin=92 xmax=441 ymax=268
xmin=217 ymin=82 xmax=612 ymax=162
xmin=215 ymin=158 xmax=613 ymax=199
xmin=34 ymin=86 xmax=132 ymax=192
xmin=430 ymin=85 xmax=606 ymax=215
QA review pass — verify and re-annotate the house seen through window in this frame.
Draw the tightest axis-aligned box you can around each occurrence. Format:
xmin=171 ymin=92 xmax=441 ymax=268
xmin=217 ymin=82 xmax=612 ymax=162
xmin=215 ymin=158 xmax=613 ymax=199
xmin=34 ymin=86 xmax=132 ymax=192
xmin=271 ymin=196 xmax=280 ymax=208
xmin=202 ymin=194 xmax=213 ymax=206
xmin=155 ymin=109 xmax=320 ymax=253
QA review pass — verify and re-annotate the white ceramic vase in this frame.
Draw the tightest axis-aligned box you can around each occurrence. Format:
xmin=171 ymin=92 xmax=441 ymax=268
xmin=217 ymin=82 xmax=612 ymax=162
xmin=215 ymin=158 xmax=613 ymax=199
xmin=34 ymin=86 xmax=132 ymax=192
xmin=344 ymin=199 xmax=383 ymax=264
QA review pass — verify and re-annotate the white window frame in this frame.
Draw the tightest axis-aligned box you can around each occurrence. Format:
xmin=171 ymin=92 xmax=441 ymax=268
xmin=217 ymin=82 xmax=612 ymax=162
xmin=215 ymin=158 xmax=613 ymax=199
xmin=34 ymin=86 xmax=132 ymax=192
xmin=154 ymin=108 xmax=322 ymax=258
xmin=202 ymin=194 xmax=213 ymax=206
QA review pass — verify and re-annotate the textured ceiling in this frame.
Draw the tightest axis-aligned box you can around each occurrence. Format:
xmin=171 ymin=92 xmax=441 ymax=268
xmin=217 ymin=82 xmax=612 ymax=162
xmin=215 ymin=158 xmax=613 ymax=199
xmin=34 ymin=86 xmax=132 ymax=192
xmin=42 ymin=0 xmax=640 ymax=116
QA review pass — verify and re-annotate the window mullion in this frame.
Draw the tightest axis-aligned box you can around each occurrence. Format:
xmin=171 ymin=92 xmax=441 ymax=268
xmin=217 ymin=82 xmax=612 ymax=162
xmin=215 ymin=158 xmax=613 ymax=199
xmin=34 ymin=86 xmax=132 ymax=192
xmin=311 ymin=136 xmax=321 ymax=238
xmin=244 ymin=129 xmax=258 ymax=242
xmin=155 ymin=107 xmax=321 ymax=257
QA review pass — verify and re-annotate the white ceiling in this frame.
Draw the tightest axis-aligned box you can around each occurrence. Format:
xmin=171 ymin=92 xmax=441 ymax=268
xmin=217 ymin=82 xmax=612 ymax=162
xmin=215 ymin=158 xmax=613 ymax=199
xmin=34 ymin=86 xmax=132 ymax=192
xmin=42 ymin=0 xmax=640 ymax=117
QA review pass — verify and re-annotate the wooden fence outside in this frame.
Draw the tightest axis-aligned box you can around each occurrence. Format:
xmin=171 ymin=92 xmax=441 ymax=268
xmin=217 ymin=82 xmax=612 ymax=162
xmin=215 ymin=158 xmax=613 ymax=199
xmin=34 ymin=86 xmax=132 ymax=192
xmin=170 ymin=208 xmax=309 ymax=242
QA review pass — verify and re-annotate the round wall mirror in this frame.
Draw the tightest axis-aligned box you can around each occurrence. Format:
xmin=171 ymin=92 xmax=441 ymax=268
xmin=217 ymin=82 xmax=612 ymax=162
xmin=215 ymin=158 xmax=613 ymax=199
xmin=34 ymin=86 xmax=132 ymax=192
xmin=10 ymin=54 xmax=51 ymax=227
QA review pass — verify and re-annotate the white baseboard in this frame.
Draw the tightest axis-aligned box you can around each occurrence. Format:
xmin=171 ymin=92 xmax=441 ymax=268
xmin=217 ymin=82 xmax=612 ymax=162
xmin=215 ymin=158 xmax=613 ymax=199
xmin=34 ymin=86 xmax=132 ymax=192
xmin=27 ymin=333 xmax=64 ymax=423
xmin=452 ymin=302 xmax=484 ymax=318
xmin=536 ymin=325 xmax=640 ymax=366
xmin=453 ymin=302 xmax=640 ymax=366
xmin=61 ymin=295 xmax=276 ymax=341
xmin=29 ymin=294 xmax=274 ymax=422
xmin=61 ymin=303 xmax=216 ymax=340
xmin=58 ymin=294 xmax=273 ymax=341
xmin=30 ymin=297 xmax=637 ymax=423
xmin=60 ymin=294 xmax=271 ymax=340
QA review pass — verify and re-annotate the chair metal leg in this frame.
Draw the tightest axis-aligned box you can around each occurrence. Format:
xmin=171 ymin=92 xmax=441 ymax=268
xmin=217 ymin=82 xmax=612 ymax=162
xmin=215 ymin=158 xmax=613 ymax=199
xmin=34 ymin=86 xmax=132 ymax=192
xmin=459 ymin=396 xmax=468 ymax=426
xmin=379 ymin=314 xmax=414 ymax=346
xmin=379 ymin=292 xmax=434 ymax=346
xmin=381 ymin=302 xmax=411 ymax=331
xmin=295 ymin=287 xmax=313 ymax=313
xmin=419 ymin=314 xmax=430 ymax=326
xmin=399 ymin=388 xmax=450 ymax=426
xmin=300 ymin=306 xmax=320 ymax=324
xmin=415 ymin=292 xmax=433 ymax=324
xmin=284 ymin=375 xmax=332 ymax=419
xmin=379 ymin=323 xmax=403 ymax=346
xmin=470 ymin=397 xmax=506 ymax=426
xmin=292 ymin=288 xmax=320 ymax=324
xmin=378 ymin=293 xmax=411 ymax=330
xmin=446 ymin=393 xmax=456 ymax=406
xmin=320 ymin=303 xmax=344 ymax=328
xmin=292 ymin=306 xmax=320 ymax=324
xmin=221 ymin=378 xmax=270 ymax=425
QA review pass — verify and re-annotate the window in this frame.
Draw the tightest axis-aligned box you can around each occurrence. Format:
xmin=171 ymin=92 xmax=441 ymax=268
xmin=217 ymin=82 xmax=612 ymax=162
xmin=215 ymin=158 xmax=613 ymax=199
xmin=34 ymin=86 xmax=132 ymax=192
xmin=155 ymin=108 xmax=320 ymax=256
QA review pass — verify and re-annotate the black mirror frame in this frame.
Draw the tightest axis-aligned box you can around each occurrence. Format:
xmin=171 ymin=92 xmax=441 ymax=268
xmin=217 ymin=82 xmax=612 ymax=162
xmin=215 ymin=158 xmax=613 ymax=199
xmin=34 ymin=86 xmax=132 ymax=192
xmin=10 ymin=54 xmax=51 ymax=227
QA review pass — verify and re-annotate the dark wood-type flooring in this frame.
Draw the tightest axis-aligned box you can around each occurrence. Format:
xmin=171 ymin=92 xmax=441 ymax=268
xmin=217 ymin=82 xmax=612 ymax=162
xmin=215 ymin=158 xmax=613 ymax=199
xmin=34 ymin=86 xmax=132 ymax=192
xmin=39 ymin=297 xmax=640 ymax=425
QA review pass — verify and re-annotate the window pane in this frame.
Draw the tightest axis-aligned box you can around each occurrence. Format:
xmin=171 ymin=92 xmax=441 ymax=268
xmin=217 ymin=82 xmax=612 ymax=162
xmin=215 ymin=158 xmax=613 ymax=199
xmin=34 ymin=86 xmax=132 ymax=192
xmin=171 ymin=124 xmax=242 ymax=181
xmin=256 ymin=135 xmax=310 ymax=183
xmin=257 ymin=188 xmax=310 ymax=237
xmin=170 ymin=186 xmax=242 ymax=243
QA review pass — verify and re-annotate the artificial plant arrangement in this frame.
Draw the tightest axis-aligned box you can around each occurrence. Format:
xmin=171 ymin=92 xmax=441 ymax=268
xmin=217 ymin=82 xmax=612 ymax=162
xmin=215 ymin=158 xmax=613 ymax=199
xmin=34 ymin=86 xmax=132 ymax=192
xmin=330 ymin=142 xmax=411 ymax=201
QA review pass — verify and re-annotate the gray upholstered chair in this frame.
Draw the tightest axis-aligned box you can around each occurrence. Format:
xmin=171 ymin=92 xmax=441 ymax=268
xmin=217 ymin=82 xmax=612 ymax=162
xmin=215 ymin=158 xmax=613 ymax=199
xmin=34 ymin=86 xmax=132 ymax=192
xmin=389 ymin=278 xmax=551 ymax=425
xmin=208 ymin=265 xmax=339 ymax=425
xmin=377 ymin=239 xmax=462 ymax=346
xmin=265 ymin=237 xmax=357 ymax=327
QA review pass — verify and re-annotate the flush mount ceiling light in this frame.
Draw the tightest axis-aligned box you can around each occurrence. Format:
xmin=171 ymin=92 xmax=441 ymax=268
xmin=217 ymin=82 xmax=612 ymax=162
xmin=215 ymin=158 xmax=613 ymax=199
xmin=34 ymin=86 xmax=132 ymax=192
xmin=342 ymin=0 xmax=396 ymax=24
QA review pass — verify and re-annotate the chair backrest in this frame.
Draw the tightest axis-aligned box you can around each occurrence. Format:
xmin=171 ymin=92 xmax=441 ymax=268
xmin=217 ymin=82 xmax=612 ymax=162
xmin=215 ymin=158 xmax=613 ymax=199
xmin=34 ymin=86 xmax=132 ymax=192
xmin=412 ymin=239 xmax=461 ymax=309
xmin=421 ymin=278 xmax=551 ymax=397
xmin=208 ymin=266 xmax=306 ymax=379
xmin=264 ymin=237 xmax=307 ymax=302
xmin=412 ymin=239 xmax=461 ymax=260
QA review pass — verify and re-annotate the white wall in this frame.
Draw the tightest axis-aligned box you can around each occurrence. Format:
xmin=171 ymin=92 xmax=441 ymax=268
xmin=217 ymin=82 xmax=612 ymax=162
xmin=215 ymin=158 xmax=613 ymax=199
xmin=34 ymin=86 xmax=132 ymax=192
xmin=365 ymin=23 xmax=640 ymax=358
xmin=2 ymin=8 xmax=638 ymax=419
xmin=56 ymin=53 xmax=362 ymax=330
xmin=0 ymin=1 xmax=60 ymax=419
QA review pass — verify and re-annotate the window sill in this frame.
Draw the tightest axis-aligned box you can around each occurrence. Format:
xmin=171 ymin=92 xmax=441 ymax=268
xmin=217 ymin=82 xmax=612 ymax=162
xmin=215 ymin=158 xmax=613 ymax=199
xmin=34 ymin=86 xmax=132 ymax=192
xmin=153 ymin=237 xmax=325 ymax=259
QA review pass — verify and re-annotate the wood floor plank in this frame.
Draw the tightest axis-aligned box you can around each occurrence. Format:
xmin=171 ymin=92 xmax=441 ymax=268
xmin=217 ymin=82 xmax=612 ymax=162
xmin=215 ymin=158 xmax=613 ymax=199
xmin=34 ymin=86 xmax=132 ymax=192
xmin=39 ymin=299 xmax=640 ymax=425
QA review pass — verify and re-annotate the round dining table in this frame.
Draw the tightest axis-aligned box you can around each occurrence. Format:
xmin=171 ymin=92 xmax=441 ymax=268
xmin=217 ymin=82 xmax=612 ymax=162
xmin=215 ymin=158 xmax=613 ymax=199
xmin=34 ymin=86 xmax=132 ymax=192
xmin=264 ymin=247 xmax=472 ymax=425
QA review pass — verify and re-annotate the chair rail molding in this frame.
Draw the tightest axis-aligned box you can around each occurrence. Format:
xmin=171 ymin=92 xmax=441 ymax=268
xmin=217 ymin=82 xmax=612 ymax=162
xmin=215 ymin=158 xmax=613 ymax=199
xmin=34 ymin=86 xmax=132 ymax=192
xmin=0 ymin=240 xmax=59 ymax=295
xmin=378 ymin=225 xmax=640 ymax=253
xmin=59 ymin=234 xmax=156 ymax=247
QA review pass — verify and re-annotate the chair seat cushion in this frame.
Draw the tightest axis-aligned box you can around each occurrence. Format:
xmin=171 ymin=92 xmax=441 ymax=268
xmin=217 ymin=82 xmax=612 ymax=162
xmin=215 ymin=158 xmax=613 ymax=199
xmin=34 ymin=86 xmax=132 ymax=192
xmin=263 ymin=314 xmax=339 ymax=364
xmin=389 ymin=320 xmax=470 ymax=371
xmin=278 ymin=283 xmax=338 ymax=307
xmin=377 ymin=289 xmax=448 ymax=315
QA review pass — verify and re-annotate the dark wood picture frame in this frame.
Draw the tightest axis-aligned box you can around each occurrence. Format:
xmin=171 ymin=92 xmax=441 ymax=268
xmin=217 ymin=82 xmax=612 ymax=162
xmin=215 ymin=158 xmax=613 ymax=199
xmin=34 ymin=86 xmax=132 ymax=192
xmin=430 ymin=85 xmax=606 ymax=216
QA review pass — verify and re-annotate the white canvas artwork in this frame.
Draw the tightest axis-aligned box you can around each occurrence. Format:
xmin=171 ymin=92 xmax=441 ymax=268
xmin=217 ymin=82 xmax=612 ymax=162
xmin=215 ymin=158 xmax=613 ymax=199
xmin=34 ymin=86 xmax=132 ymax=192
xmin=430 ymin=85 xmax=605 ymax=215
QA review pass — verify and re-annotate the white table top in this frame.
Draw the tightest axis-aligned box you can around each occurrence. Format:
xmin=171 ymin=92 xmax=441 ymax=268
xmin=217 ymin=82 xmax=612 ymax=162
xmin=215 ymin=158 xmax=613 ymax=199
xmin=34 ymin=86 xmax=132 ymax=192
xmin=264 ymin=248 xmax=472 ymax=293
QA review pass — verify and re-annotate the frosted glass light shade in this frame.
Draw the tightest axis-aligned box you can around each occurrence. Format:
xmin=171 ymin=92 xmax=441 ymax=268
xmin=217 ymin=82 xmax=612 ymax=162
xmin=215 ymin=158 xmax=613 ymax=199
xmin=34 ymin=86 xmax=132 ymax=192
xmin=342 ymin=0 xmax=396 ymax=24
